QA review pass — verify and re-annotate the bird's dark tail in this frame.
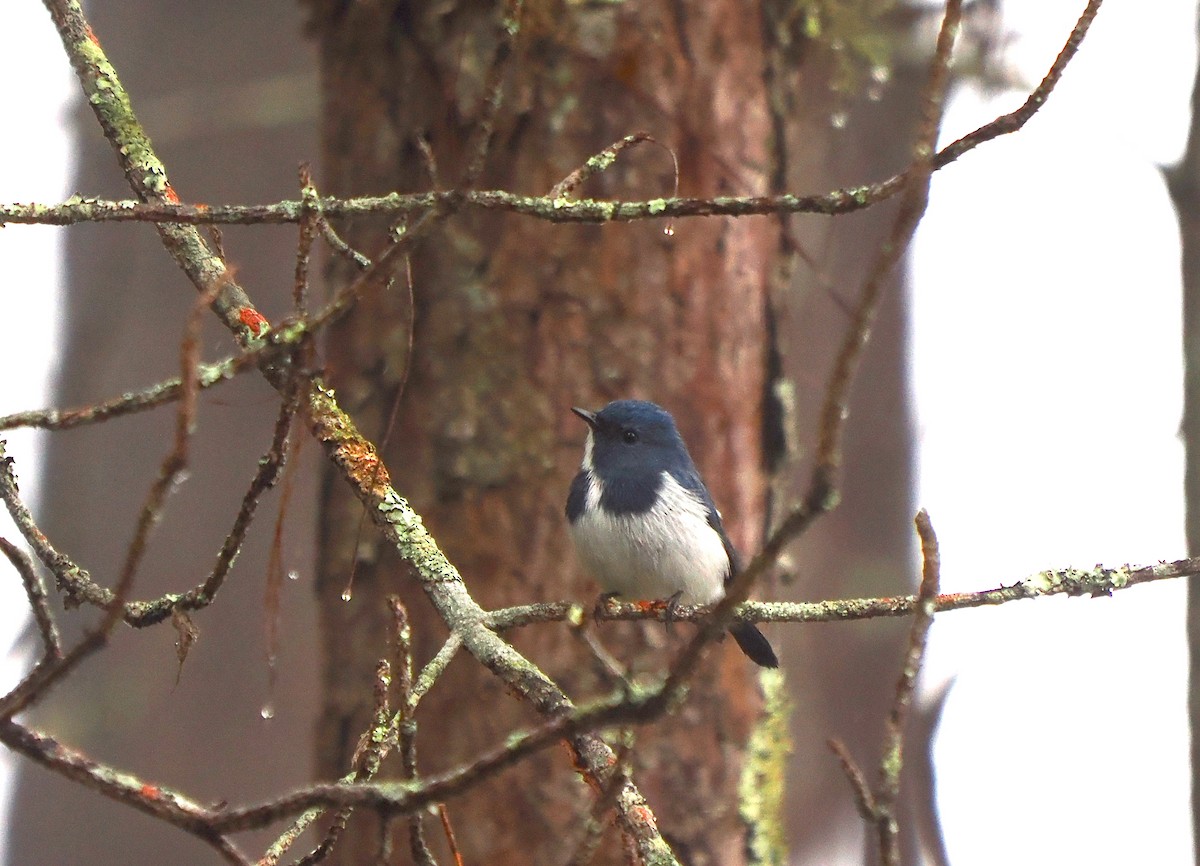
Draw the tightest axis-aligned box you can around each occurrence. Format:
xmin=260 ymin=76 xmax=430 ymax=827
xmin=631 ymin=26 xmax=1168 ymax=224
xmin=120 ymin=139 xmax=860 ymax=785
xmin=729 ymin=622 xmax=778 ymax=668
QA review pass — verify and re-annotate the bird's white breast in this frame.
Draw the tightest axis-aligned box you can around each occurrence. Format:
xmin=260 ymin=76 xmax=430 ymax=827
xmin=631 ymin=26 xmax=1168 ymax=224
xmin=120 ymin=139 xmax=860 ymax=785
xmin=569 ymin=470 xmax=729 ymax=605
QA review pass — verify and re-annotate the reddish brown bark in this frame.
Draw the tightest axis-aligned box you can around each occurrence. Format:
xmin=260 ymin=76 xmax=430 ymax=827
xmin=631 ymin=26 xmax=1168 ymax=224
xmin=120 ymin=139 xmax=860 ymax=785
xmin=307 ymin=1 xmax=781 ymax=862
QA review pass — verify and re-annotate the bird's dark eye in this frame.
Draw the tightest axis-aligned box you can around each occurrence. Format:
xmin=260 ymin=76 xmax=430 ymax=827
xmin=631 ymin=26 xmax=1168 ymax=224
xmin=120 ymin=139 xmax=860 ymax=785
xmin=622 ymin=429 xmax=638 ymax=444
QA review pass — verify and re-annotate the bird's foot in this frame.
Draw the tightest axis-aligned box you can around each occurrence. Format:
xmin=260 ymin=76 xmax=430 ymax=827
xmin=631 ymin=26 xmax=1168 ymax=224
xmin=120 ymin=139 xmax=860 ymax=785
xmin=660 ymin=590 xmax=684 ymax=631
xmin=593 ymin=591 xmax=621 ymax=621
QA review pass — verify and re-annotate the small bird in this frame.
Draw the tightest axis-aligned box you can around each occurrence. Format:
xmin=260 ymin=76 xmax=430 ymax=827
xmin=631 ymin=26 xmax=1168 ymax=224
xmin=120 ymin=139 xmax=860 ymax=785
xmin=566 ymin=399 xmax=778 ymax=668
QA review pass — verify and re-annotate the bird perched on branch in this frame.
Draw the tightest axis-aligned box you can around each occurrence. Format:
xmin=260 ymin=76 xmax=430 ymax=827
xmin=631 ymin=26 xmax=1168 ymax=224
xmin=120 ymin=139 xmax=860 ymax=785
xmin=566 ymin=399 xmax=778 ymax=668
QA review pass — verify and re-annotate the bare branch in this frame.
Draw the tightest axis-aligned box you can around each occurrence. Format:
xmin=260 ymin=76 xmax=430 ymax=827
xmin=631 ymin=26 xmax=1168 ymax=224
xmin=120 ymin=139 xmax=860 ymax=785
xmin=0 ymin=537 xmax=62 ymax=658
xmin=1 ymin=0 xmax=1105 ymax=235
xmin=486 ymin=553 xmax=1186 ymax=630
xmin=116 ymin=272 xmax=227 ymax=606
xmin=828 ymin=509 xmax=943 ymax=866
xmin=0 ymin=719 xmax=244 ymax=865
xmin=460 ymin=0 xmax=524 ymax=189
xmin=0 ymin=353 xmax=254 ymax=433
xmin=390 ymin=598 xmax=438 ymax=866
xmin=549 ymin=133 xmax=679 ymax=201
xmin=411 ymin=634 xmax=462 ymax=710
xmin=293 ymin=163 xmax=320 ymax=316
xmin=0 ymin=441 xmax=104 ymax=609
xmin=877 ymin=510 xmax=942 ymax=864
xmin=437 ymin=804 xmax=464 ymax=866
xmin=828 ymin=738 xmax=876 ymax=820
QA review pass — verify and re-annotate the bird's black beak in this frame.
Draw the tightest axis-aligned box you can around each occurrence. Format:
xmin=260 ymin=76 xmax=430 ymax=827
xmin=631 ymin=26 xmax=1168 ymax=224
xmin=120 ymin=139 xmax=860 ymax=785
xmin=571 ymin=406 xmax=598 ymax=428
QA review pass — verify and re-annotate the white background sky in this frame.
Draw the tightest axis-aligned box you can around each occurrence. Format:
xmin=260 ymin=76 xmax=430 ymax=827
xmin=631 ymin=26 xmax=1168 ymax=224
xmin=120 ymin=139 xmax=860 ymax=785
xmin=0 ymin=1 xmax=1196 ymax=864
xmin=0 ymin=5 xmax=70 ymax=861
xmin=913 ymin=1 xmax=1195 ymax=863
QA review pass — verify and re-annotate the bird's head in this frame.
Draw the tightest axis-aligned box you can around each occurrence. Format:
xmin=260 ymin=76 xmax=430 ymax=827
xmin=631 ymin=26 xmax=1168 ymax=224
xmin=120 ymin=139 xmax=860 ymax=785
xmin=572 ymin=399 xmax=691 ymax=479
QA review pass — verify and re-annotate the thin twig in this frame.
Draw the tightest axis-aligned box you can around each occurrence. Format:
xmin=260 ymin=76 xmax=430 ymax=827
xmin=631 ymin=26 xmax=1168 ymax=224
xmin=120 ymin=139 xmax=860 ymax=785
xmin=575 ymin=626 xmax=629 ymax=685
xmin=0 ymin=719 xmax=244 ymax=865
xmin=392 ymin=597 xmax=438 ymax=866
xmin=303 ymin=211 xmax=436 ymax=339
xmin=0 ymin=441 xmax=102 ymax=609
xmin=460 ymin=0 xmax=524 ymax=189
xmin=876 ymin=509 xmax=942 ymax=865
xmin=2 ymin=0 xmax=1104 ymax=237
xmin=411 ymin=634 xmax=463 ymax=708
xmin=438 ymin=803 xmax=465 ymax=866
xmin=319 ymin=220 xmax=372 ymax=271
xmin=209 ymin=363 xmax=305 ymax=608
xmin=827 ymin=509 xmax=942 ymax=866
xmin=415 ymin=134 xmax=440 ymax=189
xmin=0 ymin=537 xmax=62 ymax=658
xmin=0 ymin=353 xmax=255 ymax=433
xmin=294 ymin=163 xmax=320 ymax=317
xmin=479 ymin=551 xmax=1192 ymax=633
xmin=0 ymin=631 xmax=105 ymax=718
xmin=261 ymin=368 xmax=308 ymax=707
xmin=827 ymin=738 xmax=875 ymax=820
xmin=549 ymin=133 xmax=679 ymax=201
xmin=116 ymin=272 xmax=227 ymax=602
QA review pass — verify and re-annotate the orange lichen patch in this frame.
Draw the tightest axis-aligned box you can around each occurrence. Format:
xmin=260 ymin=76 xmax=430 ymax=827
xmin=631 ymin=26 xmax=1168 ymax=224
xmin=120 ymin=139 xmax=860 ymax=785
xmin=568 ymin=746 xmax=605 ymax=792
xmin=238 ymin=307 xmax=269 ymax=337
xmin=84 ymin=24 xmax=101 ymax=46
xmin=194 ymin=202 xmax=209 ymax=212
xmin=340 ymin=439 xmax=392 ymax=494
xmin=631 ymin=804 xmax=657 ymax=828
xmin=139 ymin=784 xmax=160 ymax=799
xmin=162 ymin=183 xmax=181 ymax=204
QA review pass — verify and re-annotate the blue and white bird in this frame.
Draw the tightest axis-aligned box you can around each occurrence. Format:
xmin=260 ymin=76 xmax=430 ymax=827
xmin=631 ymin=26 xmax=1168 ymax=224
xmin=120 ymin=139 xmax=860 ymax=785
xmin=566 ymin=399 xmax=778 ymax=668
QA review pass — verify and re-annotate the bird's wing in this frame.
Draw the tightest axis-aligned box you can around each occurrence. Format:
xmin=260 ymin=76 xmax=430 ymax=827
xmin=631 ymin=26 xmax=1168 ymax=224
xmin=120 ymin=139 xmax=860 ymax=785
xmin=565 ymin=470 xmax=590 ymax=523
xmin=672 ymin=466 xmax=741 ymax=580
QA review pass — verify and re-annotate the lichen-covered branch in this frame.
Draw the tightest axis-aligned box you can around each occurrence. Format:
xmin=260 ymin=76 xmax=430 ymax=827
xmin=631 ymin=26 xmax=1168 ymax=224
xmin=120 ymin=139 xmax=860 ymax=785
xmin=0 ymin=719 xmax=245 ymax=866
xmin=830 ymin=510 xmax=943 ymax=866
xmin=488 ymin=554 xmax=1188 ymax=629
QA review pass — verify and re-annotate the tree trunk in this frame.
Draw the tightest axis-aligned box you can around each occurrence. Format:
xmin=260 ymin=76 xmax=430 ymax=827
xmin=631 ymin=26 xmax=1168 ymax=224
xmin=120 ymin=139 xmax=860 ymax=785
xmin=306 ymin=1 xmax=782 ymax=863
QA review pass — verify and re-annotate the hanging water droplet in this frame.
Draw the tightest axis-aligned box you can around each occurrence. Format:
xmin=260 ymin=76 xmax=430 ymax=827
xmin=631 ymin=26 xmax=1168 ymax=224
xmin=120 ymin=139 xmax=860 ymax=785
xmin=830 ymin=111 xmax=848 ymax=130
xmin=341 ymin=588 xmax=353 ymax=602
xmin=663 ymin=224 xmax=675 ymax=237
xmin=260 ymin=703 xmax=275 ymax=720
xmin=172 ymin=470 xmax=191 ymax=487
xmin=287 ymin=569 xmax=300 ymax=581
